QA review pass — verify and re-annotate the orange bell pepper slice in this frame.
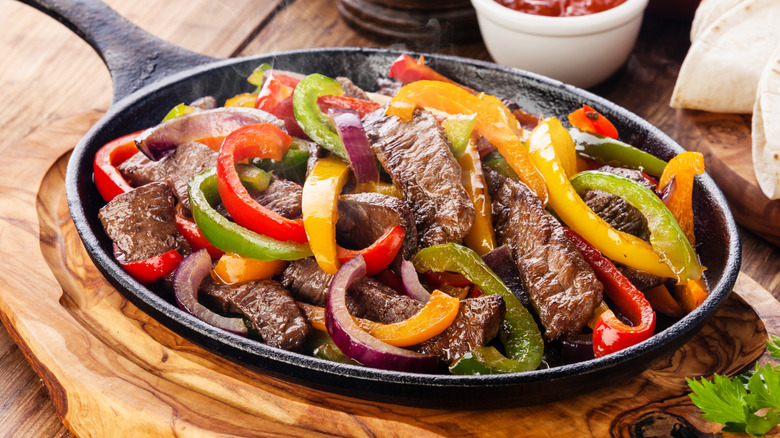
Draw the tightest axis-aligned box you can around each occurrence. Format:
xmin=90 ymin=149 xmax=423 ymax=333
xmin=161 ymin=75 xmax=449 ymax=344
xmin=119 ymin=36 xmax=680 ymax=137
xmin=211 ymin=252 xmax=287 ymax=284
xmin=567 ymin=104 xmax=619 ymax=139
xmin=300 ymin=290 xmax=460 ymax=347
xmin=386 ymin=80 xmax=548 ymax=205
xmin=675 ymin=277 xmax=709 ymax=314
xmin=658 ymin=151 xmax=705 ymax=246
xmin=644 ymin=284 xmax=685 ymax=317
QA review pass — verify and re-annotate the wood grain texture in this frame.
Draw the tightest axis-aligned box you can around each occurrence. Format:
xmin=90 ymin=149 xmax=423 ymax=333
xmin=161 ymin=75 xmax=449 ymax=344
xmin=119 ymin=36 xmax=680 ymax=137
xmin=2 ymin=0 xmax=780 ymax=434
xmin=0 ymin=109 xmax=773 ymax=437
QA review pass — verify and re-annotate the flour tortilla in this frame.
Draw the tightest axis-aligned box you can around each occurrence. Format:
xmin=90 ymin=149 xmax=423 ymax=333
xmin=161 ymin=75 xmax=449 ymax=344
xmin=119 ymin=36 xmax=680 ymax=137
xmin=752 ymin=46 xmax=780 ymax=200
xmin=690 ymin=0 xmax=746 ymax=42
xmin=670 ymin=0 xmax=780 ymax=113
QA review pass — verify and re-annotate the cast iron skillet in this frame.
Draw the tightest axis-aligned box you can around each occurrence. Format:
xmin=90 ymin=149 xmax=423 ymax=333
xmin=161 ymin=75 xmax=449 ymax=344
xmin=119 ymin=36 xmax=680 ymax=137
xmin=23 ymin=0 xmax=741 ymax=408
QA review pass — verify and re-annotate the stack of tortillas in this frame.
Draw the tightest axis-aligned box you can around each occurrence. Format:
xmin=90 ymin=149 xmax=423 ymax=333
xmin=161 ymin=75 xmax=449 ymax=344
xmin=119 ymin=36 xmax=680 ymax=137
xmin=670 ymin=0 xmax=780 ymax=200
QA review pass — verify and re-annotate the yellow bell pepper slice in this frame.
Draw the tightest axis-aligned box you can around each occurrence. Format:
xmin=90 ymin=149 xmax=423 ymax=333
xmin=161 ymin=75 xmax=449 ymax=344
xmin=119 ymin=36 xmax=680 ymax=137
xmin=459 ymin=140 xmax=496 ymax=256
xmin=385 ymin=80 xmax=548 ymax=205
xmin=299 ymin=291 xmax=460 ymax=347
xmin=527 ymin=117 xmax=676 ymax=279
xmin=211 ymin=252 xmax=287 ymax=284
xmin=225 ymin=93 xmax=259 ymax=108
xmin=302 ymin=157 xmax=350 ymax=274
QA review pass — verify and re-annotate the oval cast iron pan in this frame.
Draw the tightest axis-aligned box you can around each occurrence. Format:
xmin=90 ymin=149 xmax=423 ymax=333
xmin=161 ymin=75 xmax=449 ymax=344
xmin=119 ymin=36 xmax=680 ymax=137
xmin=20 ymin=0 xmax=742 ymax=408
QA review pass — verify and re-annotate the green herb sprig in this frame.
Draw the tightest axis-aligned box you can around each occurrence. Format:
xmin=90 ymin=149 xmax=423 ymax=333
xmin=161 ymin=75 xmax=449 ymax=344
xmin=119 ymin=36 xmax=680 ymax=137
xmin=688 ymin=335 xmax=780 ymax=437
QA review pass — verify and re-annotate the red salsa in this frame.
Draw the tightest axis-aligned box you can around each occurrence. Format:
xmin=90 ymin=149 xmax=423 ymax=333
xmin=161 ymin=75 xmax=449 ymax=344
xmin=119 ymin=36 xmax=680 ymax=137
xmin=495 ymin=0 xmax=628 ymax=16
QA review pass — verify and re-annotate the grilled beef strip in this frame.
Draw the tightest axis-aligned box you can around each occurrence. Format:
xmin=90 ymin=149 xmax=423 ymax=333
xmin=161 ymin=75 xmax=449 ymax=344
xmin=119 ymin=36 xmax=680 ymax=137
xmin=336 ymin=192 xmax=418 ymax=271
xmin=281 ymin=257 xmax=332 ymax=306
xmin=484 ymin=167 xmax=603 ymax=341
xmin=412 ymin=294 xmax=505 ymax=364
xmin=336 ymin=76 xmax=371 ymax=101
xmin=280 ymin=257 xmax=505 ymax=364
xmin=200 ymin=278 xmax=311 ymax=351
xmin=252 ymin=177 xmax=303 ymax=219
xmin=118 ymin=141 xmax=217 ymax=214
xmin=98 ymin=182 xmax=182 ymax=263
xmin=281 ymin=257 xmax=422 ymax=322
xmin=363 ymin=108 xmax=475 ymax=248
xmin=582 ymin=165 xmax=665 ymax=291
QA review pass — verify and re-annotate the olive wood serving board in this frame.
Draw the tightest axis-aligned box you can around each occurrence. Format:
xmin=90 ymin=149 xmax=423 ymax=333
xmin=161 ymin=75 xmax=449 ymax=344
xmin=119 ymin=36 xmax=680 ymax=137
xmin=0 ymin=111 xmax=776 ymax=437
xmin=677 ymin=109 xmax=780 ymax=247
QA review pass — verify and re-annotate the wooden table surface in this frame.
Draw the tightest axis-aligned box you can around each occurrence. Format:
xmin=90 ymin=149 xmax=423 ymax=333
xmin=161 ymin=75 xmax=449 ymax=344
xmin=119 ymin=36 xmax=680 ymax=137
xmin=1 ymin=0 xmax=779 ymax=435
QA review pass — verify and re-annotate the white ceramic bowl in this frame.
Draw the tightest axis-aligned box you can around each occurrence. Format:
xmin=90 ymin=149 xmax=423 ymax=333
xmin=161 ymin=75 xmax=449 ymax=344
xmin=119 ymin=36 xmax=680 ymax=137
xmin=470 ymin=0 xmax=649 ymax=88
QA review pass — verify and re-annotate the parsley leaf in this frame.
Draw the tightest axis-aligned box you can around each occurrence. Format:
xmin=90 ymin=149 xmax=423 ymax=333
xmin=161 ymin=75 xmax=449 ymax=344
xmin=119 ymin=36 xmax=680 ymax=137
xmin=688 ymin=337 xmax=780 ymax=437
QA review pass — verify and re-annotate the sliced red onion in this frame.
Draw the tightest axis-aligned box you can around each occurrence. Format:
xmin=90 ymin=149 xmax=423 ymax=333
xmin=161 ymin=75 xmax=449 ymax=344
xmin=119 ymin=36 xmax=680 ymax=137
xmin=328 ymin=108 xmax=379 ymax=184
xmin=400 ymin=259 xmax=431 ymax=303
xmin=325 ymin=255 xmax=439 ymax=373
xmin=173 ymin=248 xmax=248 ymax=335
xmin=658 ymin=174 xmax=677 ymax=205
xmin=136 ymin=107 xmax=284 ymax=160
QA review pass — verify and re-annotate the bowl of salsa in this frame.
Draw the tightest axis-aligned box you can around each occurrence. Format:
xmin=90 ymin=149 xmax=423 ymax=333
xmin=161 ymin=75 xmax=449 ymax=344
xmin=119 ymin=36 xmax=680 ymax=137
xmin=471 ymin=0 xmax=649 ymax=88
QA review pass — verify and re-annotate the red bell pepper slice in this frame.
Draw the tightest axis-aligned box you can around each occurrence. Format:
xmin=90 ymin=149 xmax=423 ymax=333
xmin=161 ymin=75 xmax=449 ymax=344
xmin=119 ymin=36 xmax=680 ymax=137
xmin=114 ymin=244 xmax=183 ymax=284
xmin=388 ymin=54 xmax=476 ymax=93
xmin=564 ymin=228 xmax=656 ymax=358
xmin=216 ymin=123 xmax=308 ymax=244
xmin=567 ymin=104 xmax=619 ymax=139
xmin=255 ymin=72 xmax=308 ymax=139
xmin=93 ymin=131 xmax=143 ymax=202
xmin=317 ymin=95 xmax=381 ymax=119
xmin=336 ymin=225 xmax=405 ymax=276
xmin=375 ymin=268 xmax=406 ymax=295
xmin=175 ymin=206 xmax=223 ymax=259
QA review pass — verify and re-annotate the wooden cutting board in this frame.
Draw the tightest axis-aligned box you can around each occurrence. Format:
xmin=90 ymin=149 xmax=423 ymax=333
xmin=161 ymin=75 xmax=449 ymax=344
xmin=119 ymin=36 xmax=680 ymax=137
xmin=0 ymin=111 xmax=776 ymax=436
xmin=677 ymin=110 xmax=780 ymax=247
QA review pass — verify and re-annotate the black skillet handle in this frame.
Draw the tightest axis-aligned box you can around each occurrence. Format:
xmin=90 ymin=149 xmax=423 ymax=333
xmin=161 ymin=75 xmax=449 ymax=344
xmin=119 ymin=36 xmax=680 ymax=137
xmin=18 ymin=0 xmax=217 ymax=104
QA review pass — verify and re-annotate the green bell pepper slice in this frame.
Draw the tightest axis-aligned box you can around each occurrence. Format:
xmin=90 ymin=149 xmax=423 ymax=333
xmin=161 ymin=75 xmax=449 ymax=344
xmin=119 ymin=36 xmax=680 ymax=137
xmin=449 ymin=346 xmax=527 ymax=375
xmin=569 ymin=128 xmax=668 ymax=177
xmin=292 ymin=73 xmax=348 ymax=160
xmin=570 ymin=170 xmax=701 ymax=283
xmin=251 ymin=138 xmax=310 ymax=183
xmin=188 ymin=168 xmax=313 ymax=261
xmin=412 ymin=243 xmax=543 ymax=373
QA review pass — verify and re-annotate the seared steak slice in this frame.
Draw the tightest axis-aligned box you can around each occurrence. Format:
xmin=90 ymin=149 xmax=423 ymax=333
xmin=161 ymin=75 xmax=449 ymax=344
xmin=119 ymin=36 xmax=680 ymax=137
xmin=596 ymin=165 xmax=656 ymax=189
xmin=200 ymin=278 xmax=310 ymax=351
xmin=582 ymin=190 xmax=651 ymax=241
xmin=363 ymin=108 xmax=475 ymax=248
xmin=118 ymin=151 xmax=163 ymax=187
xmin=617 ymin=265 xmax=665 ymax=291
xmin=98 ymin=182 xmax=179 ymax=263
xmin=281 ymin=257 xmax=421 ymax=323
xmin=347 ymin=277 xmax=422 ymax=323
xmin=252 ymin=177 xmax=303 ymax=219
xmin=337 ymin=192 xmax=418 ymax=270
xmin=582 ymin=165 xmax=655 ymax=240
xmin=336 ymin=76 xmax=371 ymax=101
xmin=484 ymin=167 xmax=603 ymax=341
xmin=281 ymin=257 xmax=332 ymax=306
xmin=413 ymin=295 xmax=505 ymax=364
xmin=583 ymin=165 xmax=666 ymax=287
xmin=118 ymin=141 xmax=217 ymax=213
